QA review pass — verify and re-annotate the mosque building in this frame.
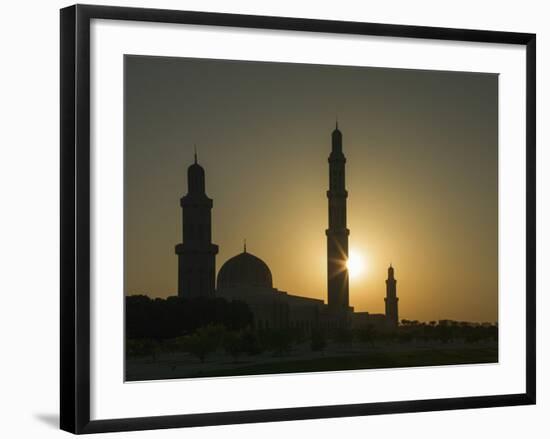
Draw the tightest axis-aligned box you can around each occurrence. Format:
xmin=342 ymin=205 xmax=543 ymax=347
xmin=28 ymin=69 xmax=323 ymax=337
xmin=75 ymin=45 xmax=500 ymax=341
xmin=175 ymin=125 xmax=399 ymax=331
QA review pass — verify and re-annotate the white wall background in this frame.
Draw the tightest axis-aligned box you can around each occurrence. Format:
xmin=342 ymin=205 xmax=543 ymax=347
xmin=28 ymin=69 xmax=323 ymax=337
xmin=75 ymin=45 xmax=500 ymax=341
xmin=0 ymin=0 xmax=547 ymax=437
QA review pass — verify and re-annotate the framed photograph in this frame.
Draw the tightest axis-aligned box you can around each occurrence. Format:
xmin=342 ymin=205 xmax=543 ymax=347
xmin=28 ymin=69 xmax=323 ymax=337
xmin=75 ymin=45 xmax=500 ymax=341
xmin=60 ymin=4 xmax=536 ymax=434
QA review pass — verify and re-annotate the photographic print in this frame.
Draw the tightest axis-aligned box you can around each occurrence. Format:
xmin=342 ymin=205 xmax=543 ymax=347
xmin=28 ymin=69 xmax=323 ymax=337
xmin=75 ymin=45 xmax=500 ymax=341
xmin=60 ymin=6 xmax=536 ymax=432
xmin=124 ymin=55 xmax=498 ymax=382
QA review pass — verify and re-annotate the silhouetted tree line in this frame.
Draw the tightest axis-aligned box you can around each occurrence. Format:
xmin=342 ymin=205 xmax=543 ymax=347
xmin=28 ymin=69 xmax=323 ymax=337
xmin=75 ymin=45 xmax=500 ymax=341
xmin=126 ymin=295 xmax=254 ymax=339
xmin=306 ymin=321 xmax=497 ymax=348
xmin=396 ymin=320 xmax=498 ymax=344
xmin=127 ymin=321 xmax=498 ymax=363
xmin=127 ymin=326 xmax=306 ymax=362
xmin=126 ymin=300 xmax=498 ymax=364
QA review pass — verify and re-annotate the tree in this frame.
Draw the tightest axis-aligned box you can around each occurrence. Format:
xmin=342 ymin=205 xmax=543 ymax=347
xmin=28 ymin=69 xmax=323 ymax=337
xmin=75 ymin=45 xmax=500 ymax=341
xmin=241 ymin=329 xmax=263 ymax=355
xmin=178 ymin=324 xmax=225 ymax=363
xmin=223 ymin=330 xmax=246 ymax=362
xmin=261 ymin=329 xmax=293 ymax=356
xmin=126 ymin=338 xmax=160 ymax=360
xmin=126 ymin=295 xmax=253 ymax=340
xmin=161 ymin=337 xmax=179 ymax=356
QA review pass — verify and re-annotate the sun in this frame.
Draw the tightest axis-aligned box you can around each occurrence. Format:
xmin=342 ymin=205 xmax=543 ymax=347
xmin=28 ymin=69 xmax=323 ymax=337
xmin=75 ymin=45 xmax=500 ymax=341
xmin=347 ymin=249 xmax=366 ymax=279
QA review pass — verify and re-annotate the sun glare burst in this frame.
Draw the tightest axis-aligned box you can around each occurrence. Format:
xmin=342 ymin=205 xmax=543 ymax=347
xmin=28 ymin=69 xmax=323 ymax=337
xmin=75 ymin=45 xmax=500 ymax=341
xmin=347 ymin=249 xmax=366 ymax=279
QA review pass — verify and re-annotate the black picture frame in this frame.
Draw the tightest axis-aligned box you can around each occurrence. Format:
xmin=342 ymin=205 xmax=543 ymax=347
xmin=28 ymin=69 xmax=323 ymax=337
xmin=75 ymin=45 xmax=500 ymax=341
xmin=60 ymin=4 xmax=536 ymax=434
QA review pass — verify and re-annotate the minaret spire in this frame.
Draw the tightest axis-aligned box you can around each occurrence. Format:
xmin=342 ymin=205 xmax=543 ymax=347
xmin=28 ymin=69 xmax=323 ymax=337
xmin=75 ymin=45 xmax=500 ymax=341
xmin=326 ymin=123 xmax=350 ymax=312
xmin=194 ymin=144 xmax=198 ymax=164
xmin=385 ymin=264 xmax=399 ymax=328
xmin=175 ymin=155 xmax=219 ymax=298
xmin=243 ymin=238 xmax=247 ymax=253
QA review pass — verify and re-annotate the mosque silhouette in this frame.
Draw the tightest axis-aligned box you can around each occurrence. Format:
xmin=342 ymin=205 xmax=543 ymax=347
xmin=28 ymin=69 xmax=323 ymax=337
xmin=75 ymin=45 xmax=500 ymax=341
xmin=175 ymin=124 xmax=399 ymax=331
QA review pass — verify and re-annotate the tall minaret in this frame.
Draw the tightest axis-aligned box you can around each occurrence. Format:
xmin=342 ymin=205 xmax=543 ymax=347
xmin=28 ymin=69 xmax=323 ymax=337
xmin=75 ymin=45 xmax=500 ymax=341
xmin=175 ymin=151 xmax=219 ymax=298
xmin=385 ymin=264 xmax=399 ymax=327
xmin=326 ymin=122 xmax=350 ymax=309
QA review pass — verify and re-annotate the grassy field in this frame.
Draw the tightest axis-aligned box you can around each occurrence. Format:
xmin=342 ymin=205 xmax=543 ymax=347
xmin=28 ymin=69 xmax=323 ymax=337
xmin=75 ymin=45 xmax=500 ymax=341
xmin=195 ymin=347 xmax=497 ymax=378
xmin=126 ymin=343 xmax=498 ymax=381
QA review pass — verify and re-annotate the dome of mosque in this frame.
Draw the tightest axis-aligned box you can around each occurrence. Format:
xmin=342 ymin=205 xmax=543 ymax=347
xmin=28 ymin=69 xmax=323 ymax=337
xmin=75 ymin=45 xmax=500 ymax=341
xmin=217 ymin=250 xmax=273 ymax=290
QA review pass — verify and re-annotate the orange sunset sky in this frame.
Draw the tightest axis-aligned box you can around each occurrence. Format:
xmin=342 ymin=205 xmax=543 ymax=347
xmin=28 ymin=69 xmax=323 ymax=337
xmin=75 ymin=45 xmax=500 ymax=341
xmin=124 ymin=55 xmax=498 ymax=323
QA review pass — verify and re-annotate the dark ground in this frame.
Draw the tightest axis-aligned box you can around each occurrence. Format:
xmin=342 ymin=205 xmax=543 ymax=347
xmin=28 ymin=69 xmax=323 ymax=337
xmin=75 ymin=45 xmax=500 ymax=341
xmin=126 ymin=341 xmax=498 ymax=381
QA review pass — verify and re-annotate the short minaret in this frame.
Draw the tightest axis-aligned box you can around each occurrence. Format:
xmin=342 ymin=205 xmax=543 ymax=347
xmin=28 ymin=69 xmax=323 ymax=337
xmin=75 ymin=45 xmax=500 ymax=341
xmin=175 ymin=151 xmax=219 ymax=298
xmin=385 ymin=264 xmax=399 ymax=328
xmin=326 ymin=122 xmax=350 ymax=310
